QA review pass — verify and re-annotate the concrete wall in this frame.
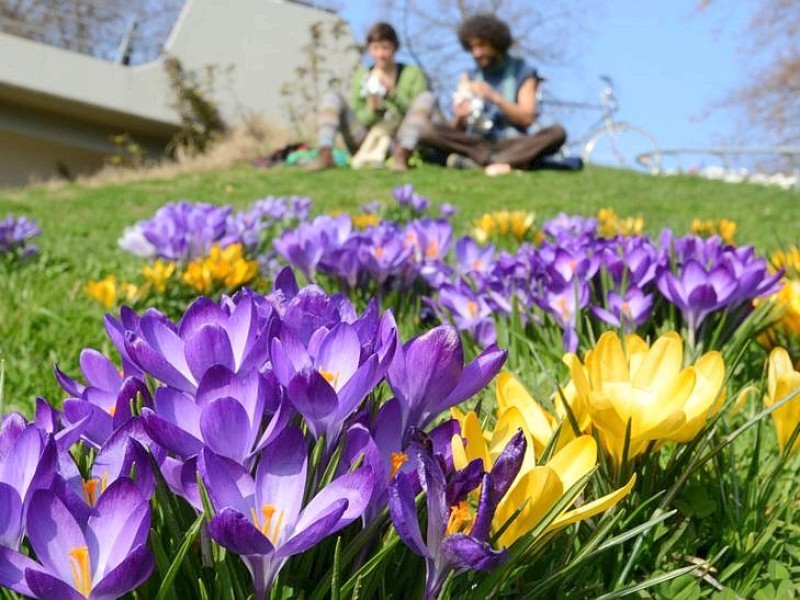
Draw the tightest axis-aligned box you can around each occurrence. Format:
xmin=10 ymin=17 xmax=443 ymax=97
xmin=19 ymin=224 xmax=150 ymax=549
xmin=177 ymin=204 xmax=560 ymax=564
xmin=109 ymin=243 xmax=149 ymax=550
xmin=0 ymin=0 xmax=357 ymax=187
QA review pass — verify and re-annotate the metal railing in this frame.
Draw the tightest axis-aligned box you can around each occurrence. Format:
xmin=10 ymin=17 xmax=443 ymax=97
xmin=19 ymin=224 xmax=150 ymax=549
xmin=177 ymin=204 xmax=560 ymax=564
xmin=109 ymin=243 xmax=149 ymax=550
xmin=637 ymin=146 xmax=800 ymax=189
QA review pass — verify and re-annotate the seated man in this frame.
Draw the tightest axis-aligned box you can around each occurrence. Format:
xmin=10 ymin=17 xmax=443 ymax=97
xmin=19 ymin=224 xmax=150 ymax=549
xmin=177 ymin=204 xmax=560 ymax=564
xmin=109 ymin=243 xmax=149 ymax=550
xmin=306 ymin=22 xmax=434 ymax=172
xmin=418 ymin=14 xmax=566 ymax=174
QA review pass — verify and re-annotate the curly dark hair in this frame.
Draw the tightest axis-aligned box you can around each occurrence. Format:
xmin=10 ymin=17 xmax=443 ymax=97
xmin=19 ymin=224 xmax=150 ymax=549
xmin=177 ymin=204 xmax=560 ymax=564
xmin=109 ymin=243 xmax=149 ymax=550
xmin=457 ymin=14 xmax=513 ymax=54
xmin=366 ymin=22 xmax=400 ymax=50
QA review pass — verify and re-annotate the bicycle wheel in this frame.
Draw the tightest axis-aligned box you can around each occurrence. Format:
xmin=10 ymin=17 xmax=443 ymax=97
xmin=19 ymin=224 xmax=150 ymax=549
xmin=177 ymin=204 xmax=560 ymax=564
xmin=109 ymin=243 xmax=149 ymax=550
xmin=581 ymin=122 xmax=660 ymax=173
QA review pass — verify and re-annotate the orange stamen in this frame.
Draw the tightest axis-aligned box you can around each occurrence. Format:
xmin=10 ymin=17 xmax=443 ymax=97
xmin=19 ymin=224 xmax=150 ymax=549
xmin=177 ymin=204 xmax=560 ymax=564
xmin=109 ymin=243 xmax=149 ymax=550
xmin=69 ymin=546 xmax=92 ymax=597
xmin=445 ymin=501 xmax=474 ymax=536
xmin=389 ymin=452 xmax=408 ymax=479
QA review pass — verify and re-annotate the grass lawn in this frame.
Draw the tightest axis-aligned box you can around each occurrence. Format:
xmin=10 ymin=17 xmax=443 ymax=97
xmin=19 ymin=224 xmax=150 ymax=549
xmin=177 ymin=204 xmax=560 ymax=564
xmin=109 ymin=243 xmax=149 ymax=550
xmin=0 ymin=163 xmax=798 ymax=411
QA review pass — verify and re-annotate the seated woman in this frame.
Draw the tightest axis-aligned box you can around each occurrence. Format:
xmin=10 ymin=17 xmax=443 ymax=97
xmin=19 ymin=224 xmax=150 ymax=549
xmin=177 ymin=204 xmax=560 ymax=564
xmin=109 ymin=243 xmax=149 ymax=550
xmin=306 ymin=22 xmax=433 ymax=172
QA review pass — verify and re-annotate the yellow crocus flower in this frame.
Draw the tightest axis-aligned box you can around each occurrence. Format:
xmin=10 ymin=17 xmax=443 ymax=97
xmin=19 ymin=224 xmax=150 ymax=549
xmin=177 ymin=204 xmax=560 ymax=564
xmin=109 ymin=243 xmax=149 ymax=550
xmin=142 ymin=260 xmax=176 ymax=293
xmin=565 ymin=331 xmax=725 ymax=468
xmin=351 ymin=214 xmax=381 ymax=229
xmin=495 ymin=372 xmax=559 ymax=457
xmin=451 ymin=410 xmax=635 ymax=549
xmin=181 ymin=243 xmax=258 ymax=293
xmin=85 ymin=275 xmax=119 ymax=309
xmin=764 ymin=347 xmax=800 ymax=454
xmin=492 ymin=435 xmax=636 ymax=548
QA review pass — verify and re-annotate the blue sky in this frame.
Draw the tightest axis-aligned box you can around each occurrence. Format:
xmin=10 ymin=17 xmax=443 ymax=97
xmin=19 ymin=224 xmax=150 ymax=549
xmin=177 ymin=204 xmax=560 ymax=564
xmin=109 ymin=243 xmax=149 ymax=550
xmin=338 ymin=1 xmax=755 ymax=167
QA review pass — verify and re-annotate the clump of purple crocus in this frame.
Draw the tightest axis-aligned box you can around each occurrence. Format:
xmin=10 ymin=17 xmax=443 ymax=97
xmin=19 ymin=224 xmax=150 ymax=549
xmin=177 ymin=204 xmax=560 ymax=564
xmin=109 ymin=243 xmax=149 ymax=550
xmin=119 ymin=196 xmax=312 ymax=261
xmin=18 ymin=266 xmax=507 ymax=598
xmin=0 ymin=215 xmax=41 ymax=259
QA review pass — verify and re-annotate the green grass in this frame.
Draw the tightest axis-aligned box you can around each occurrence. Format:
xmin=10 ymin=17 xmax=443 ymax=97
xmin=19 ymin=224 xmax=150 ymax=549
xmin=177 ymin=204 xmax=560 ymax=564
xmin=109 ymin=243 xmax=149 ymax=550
xmin=0 ymin=163 xmax=798 ymax=411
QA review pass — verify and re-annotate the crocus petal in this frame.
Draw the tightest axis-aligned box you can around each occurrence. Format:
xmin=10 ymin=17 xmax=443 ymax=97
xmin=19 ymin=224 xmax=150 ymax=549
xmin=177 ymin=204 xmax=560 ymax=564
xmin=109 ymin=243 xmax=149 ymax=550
xmin=91 ymin=544 xmax=154 ymax=599
xmin=0 ymin=483 xmax=22 ymax=547
xmin=494 ymin=467 xmax=563 ymax=549
xmin=440 ymin=534 xmax=508 ymax=571
xmin=140 ymin=408 xmax=202 ymax=460
xmin=388 ymin=473 xmax=429 ymax=557
xmin=435 ymin=346 xmax=507 ymax=416
xmin=548 ymin=473 xmax=637 ymax=532
xmin=26 ymin=489 xmax=86 ymax=585
xmin=199 ymin=449 xmax=254 ymax=513
xmin=185 ymin=324 xmax=236 ymax=381
xmin=0 ymin=545 xmax=38 ymax=596
xmin=489 ymin=429 xmax=527 ymax=502
xmin=276 ymin=499 xmax=348 ymax=558
xmin=545 ymin=435 xmax=597 ymax=491
xmin=86 ymin=478 xmax=151 ymax=579
xmin=451 ymin=411 xmax=490 ymax=472
xmin=125 ymin=333 xmax=195 ymax=393
xmin=403 ymin=326 xmax=463 ymax=412
xmin=336 ymin=354 xmax=381 ymax=421
xmin=286 ymin=370 xmax=338 ymax=439
xmin=446 ymin=459 xmax=484 ymax=507
xmin=79 ymin=349 xmax=123 ymax=392
xmin=200 ymin=397 xmax=252 ymax=463
xmin=290 ymin=467 xmax=374 ymax=539
xmin=315 ymin=323 xmax=361 ymax=389
xmin=208 ymin=508 xmax=274 ymax=556
xmin=24 ymin=569 xmax=85 ymax=600
xmin=255 ymin=427 xmax=308 ymax=537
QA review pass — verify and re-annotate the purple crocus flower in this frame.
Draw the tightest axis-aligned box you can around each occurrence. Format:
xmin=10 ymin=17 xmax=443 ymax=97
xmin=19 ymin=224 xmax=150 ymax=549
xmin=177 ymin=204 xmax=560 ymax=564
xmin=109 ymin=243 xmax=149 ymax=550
xmin=56 ymin=419 xmax=160 ymax=523
xmin=454 ymin=237 xmax=495 ymax=276
xmin=656 ymin=259 xmax=738 ymax=333
xmin=123 ymin=294 xmax=272 ymax=394
xmin=540 ymin=281 xmax=590 ymax=352
xmin=387 ymin=325 xmax=506 ymax=435
xmin=362 ymin=232 xmax=416 ymax=287
xmin=273 ymin=215 xmax=351 ymax=281
xmin=541 ymin=212 xmax=598 ymax=243
xmin=124 ymin=200 xmax=233 ymax=261
xmin=388 ymin=431 xmax=526 ymax=600
xmin=202 ymin=427 xmax=373 ymax=599
xmin=0 ymin=215 xmax=41 ymax=258
xmin=596 ymin=236 xmax=663 ymax=288
xmin=439 ymin=203 xmax=457 ymax=219
xmin=270 ymin=320 xmax=394 ymax=449
xmin=361 ymin=200 xmax=382 ymax=214
xmin=0 ymin=478 xmax=153 ymax=599
xmin=592 ymin=286 xmax=654 ymax=330
xmin=54 ymin=349 xmax=152 ymax=448
xmin=437 ymin=283 xmax=497 ymax=347
xmin=393 ymin=184 xmax=415 ymax=207
xmin=0 ymin=419 xmax=57 ymax=549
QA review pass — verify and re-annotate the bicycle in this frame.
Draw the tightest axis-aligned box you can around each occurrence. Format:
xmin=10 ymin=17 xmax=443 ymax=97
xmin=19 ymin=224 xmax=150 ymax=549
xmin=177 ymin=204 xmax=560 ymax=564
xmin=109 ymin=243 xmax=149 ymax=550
xmin=539 ymin=76 xmax=661 ymax=173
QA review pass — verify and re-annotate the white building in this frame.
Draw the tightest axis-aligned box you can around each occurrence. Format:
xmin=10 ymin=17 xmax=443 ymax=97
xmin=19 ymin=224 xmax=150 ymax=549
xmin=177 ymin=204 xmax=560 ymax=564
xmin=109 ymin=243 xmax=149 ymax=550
xmin=0 ymin=0 xmax=356 ymax=187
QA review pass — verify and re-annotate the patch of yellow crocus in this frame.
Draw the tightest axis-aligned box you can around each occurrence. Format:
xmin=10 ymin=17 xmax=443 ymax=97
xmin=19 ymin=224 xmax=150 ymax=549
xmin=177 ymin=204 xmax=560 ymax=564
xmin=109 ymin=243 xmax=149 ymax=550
xmin=85 ymin=275 xmax=139 ymax=309
xmin=771 ymin=245 xmax=800 ymax=278
xmin=596 ymin=207 xmax=643 ymax=238
xmin=451 ymin=407 xmax=635 ymax=549
xmin=181 ymin=243 xmax=259 ymax=293
xmin=351 ymin=214 xmax=381 ymax=229
xmin=764 ymin=347 xmax=800 ymax=454
xmin=142 ymin=259 xmax=176 ymax=293
xmin=471 ymin=211 xmax=536 ymax=244
xmin=689 ymin=218 xmax=737 ymax=245
xmin=564 ymin=331 xmax=726 ymax=468
xmin=757 ymin=279 xmax=800 ymax=349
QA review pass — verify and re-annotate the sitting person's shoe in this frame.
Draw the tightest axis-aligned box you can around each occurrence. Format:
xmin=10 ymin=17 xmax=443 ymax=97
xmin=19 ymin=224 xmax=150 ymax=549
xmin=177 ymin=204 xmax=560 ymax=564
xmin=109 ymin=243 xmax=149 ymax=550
xmin=446 ymin=153 xmax=478 ymax=170
xmin=391 ymin=147 xmax=412 ymax=172
xmin=304 ymin=147 xmax=335 ymax=171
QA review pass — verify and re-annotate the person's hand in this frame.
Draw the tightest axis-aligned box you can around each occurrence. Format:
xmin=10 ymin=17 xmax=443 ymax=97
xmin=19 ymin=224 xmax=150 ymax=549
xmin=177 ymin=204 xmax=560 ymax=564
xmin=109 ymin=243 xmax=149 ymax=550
xmin=367 ymin=94 xmax=384 ymax=111
xmin=469 ymin=81 xmax=498 ymax=103
xmin=453 ymin=98 xmax=471 ymax=119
